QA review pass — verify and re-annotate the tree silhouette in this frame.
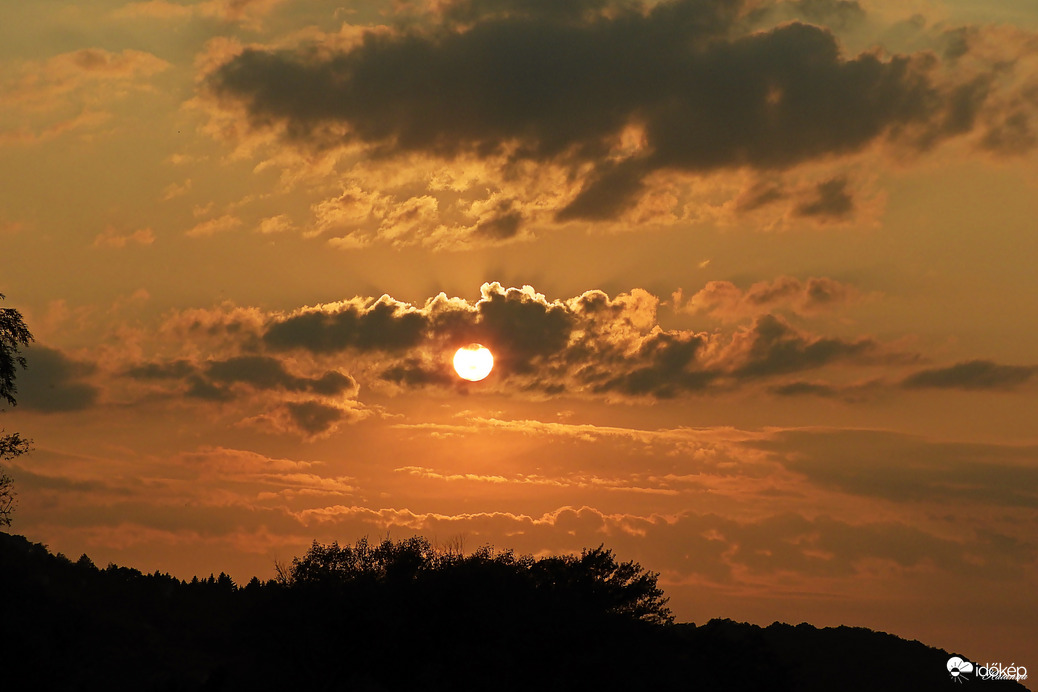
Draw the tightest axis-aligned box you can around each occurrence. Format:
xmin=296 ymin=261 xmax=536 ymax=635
xmin=0 ymin=293 xmax=33 ymax=527
xmin=532 ymin=544 xmax=674 ymax=625
xmin=1 ymin=532 xmax=1030 ymax=691
xmin=286 ymin=536 xmax=672 ymax=625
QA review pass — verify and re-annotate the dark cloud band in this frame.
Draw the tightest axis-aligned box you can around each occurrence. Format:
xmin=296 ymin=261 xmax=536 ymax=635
xmin=206 ymin=0 xmax=1000 ymax=220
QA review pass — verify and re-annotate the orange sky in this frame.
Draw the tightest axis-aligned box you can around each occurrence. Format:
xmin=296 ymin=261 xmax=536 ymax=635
xmin=2 ymin=0 xmax=1037 ymax=675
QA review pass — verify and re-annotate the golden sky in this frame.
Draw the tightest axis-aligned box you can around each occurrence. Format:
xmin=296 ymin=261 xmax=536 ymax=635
xmin=2 ymin=0 xmax=1037 ymax=671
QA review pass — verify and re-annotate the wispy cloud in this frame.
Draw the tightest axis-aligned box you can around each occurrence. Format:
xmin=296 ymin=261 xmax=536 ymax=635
xmin=92 ymin=227 xmax=155 ymax=248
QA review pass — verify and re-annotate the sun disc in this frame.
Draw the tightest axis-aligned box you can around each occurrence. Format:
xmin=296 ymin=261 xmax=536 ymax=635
xmin=453 ymin=344 xmax=494 ymax=382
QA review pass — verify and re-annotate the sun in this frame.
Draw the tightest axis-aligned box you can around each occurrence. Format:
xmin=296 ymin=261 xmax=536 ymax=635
xmin=453 ymin=343 xmax=494 ymax=382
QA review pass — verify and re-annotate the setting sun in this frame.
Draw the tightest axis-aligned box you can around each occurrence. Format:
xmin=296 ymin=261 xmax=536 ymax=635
xmin=453 ymin=344 xmax=494 ymax=381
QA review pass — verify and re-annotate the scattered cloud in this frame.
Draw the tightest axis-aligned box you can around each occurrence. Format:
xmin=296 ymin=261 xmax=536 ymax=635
xmin=241 ymin=400 xmax=371 ymax=439
xmin=92 ymin=227 xmax=156 ymax=248
xmin=123 ymin=353 xmax=364 ymax=436
xmin=257 ymin=214 xmax=293 ymax=234
xmin=675 ymin=275 xmax=859 ymax=322
xmin=794 ymin=177 xmax=855 ymax=220
xmin=114 ymin=0 xmax=286 ymax=28
xmin=15 ymin=346 xmax=100 ymax=412
xmin=902 ymin=360 xmax=1037 ymax=391
xmin=186 ymin=214 xmax=242 ymax=237
xmin=1 ymin=48 xmax=170 ymax=145
xmin=161 ymin=179 xmax=192 ymax=201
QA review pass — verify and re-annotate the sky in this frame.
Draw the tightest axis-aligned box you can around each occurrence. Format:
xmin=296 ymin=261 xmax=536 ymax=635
xmin=2 ymin=0 xmax=1037 ymax=673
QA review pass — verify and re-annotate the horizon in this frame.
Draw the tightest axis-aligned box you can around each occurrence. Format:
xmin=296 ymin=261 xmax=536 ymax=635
xmin=1 ymin=0 xmax=1036 ymax=680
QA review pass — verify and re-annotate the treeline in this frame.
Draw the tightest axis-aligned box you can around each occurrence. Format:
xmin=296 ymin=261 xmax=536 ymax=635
xmin=0 ymin=532 xmax=1025 ymax=691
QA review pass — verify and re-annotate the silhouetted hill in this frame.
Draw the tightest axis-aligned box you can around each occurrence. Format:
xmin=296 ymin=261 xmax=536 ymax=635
xmin=0 ymin=532 xmax=1026 ymax=691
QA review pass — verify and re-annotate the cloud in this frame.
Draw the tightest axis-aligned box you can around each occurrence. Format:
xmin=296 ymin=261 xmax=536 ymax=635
xmin=263 ymin=283 xmax=578 ymax=376
xmin=793 ymin=176 xmax=855 ymax=219
xmin=471 ymin=197 xmax=525 ymax=239
xmin=264 ymin=296 xmax=428 ymax=353
xmin=257 ymin=283 xmax=903 ymax=399
xmin=675 ymin=275 xmax=858 ymax=322
xmin=180 ymin=445 xmax=317 ymax=470
xmin=161 ymin=179 xmax=192 ymax=201
xmin=589 ymin=330 xmax=715 ymax=397
xmin=124 ymin=359 xmax=197 ymax=380
xmin=768 ymin=380 xmax=840 ymax=398
xmin=751 ymin=0 xmax=867 ymax=32
xmin=15 ymin=346 xmax=100 ymax=412
xmin=757 ymin=429 xmax=1038 ymax=508
xmin=1 ymin=48 xmax=170 ymax=147
xmin=5 ymin=49 xmax=170 ymax=108
xmin=123 ymin=353 xmax=364 ymax=436
xmin=92 ymin=227 xmax=156 ymax=248
xmin=284 ymin=400 xmax=352 ymax=436
xmin=126 ymin=355 xmax=358 ymax=398
xmin=240 ymin=400 xmax=369 ymax=439
xmin=186 ymin=214 xmax=242 ymax=237
xmin=257 ymin=214 xmax=293 ymax=234
xmin=284 ymin=501 xmax=1031 ymax=583
xmin=115 ymin=0 xmax=285 ymax=27
xmin=205 ymin=355 xmax=359 ymax=396
xmin=135 ymin=284 xmax=1038 ymax=406
xmin=901 ymin=360 xmax=1037 ymax=391
xmin=724 ymin=314 xmax=879 ymax=379
xmin=204 ymin=0 xmax=1019 ymax=223
xmin=380 ymin=358 xmax=456 ymax=388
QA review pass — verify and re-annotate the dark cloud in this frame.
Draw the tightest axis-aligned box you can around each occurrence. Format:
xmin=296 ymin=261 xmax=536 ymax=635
xmin=767 ymin=378 xmax=881 ymax=401
xmin=745 ymin=0 xmax=867 ymax=34
xmin=283 ymin=400 xmax=346 ymax=436
xmin=123 ymin=352 xmax=368 ymax=438
xmin=801 ymin=276 xmax=851 ymax=307
xmin=758 ymin=429 xmax=1038 ymax=508
xmin=769 ymin=381 xmax=838 ymax=397
xmin=125 ymin=355 xmax=358 ymax=401
xmin=124 ymin=359 xmax=196 ymax=380
xmin=793 ymin=176 xmax=854 ymax=219
xmin=441 ymin=0 xmax=632 ymax=25
xmin=591 ymin=330 xmax=715 ymax=397
xmin=682 ymin=275 xmax=858 ymax=321
xmin=185 ymin=375 xmax=234 ymax=402
xmin=206 ymin=355 xmax=358 ymax=395
xmin=981 ymin=109 xmax=1038 ymax=154
xmin=941 ymin=26 xmax=973 ymax=61
xmin=207 ymin=0 xmax=993 ymax=219
xmin=473 ymin=204 xmax=524 ymax=239
xmin=380 ymin=359 xmax=455 ymax=388
xmin=735 ymin=181 xmax=787 ymax=211
xmin=556 ymin=159 xmax=648 ymax=221
xmin=937 ymin=75 xmax=991 ymax=140
xmin=732 ymin=314 xmax=877 ymax=378
xmin=264 ymin=298 xmax=426 ymax=353
xmin=902 ymin=359 xmax=1036 ymax=390
xmin=785 ymin=0 xmax=866 ymax=30
xmin=474 ymin=284 xmax=575 ymax=372
xmin=17 ymin=346 xmax=99 ymax=413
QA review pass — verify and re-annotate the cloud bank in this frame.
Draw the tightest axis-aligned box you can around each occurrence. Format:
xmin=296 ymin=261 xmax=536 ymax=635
xmin=200 ymin=0 xmax=1034 ymax=239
